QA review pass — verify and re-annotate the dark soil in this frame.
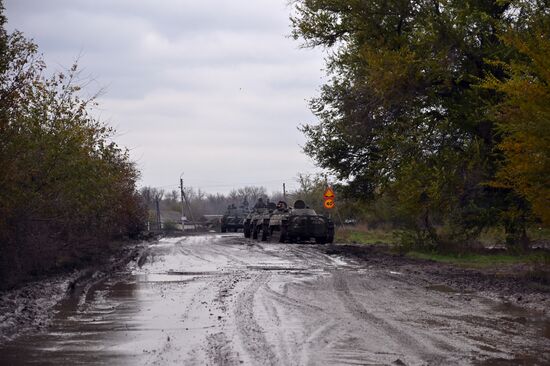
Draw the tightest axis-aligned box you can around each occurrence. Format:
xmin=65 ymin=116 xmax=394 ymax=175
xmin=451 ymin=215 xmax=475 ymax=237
xmin=322 ymin=244 xmax=550 ymax=314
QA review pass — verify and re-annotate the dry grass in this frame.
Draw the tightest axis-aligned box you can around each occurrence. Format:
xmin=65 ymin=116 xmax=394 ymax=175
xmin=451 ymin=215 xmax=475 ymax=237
xmin=335 ymin=224 xmax=398 ymax=245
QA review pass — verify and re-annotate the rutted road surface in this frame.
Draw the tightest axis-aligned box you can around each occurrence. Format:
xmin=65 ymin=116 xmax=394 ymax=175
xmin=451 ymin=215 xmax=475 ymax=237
xmin=1 ymin=234 xmax=549 ymax=365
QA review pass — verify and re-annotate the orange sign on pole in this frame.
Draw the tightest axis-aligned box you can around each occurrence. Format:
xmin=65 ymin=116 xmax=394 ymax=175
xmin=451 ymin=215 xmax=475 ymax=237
xmin=323 ymin=186 xmax=335 ymax=200
xmin=323 ymin=186 xmax=335 ymax=210
xmin=324 ymin=199 xmax=335 ymax=209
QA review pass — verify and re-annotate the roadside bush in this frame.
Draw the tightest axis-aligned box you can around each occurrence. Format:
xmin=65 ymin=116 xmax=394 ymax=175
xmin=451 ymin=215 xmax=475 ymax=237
xmin=0 ymin=14 xmax=145 ymax=288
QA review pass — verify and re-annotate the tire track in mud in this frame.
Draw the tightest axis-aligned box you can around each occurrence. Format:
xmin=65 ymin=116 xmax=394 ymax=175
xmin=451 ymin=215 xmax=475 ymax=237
xmin=331 ymin=270 xmax=457 ymax=363
xmin=262 ymin=285 xmax=325 ymax=313
xmin=138 ymin=237 xmax=243 ymax=365
xmin=13 ymin=235 xmax=548 ymax=365
xmin=299 ymin=321 xmax=339 ymax=366
xmin=285 ymin=246 xmax=331 ymax=266
xmin=175 ymin=235 xmax=249 ymax=267
xmin=206 ymin=332 xmax=239 ymax=366
xmin=178 ymin=271 xmax=243 ymax=366
xmin=290 ymin=245 xmax=337 ymax=264
xmin=199 ymin=240 xmax=251 ymax=267
xmin=359 ymin=270 xmax=516 ymax=359
xmin=258 ymin=286 xmax=293 ymax=366
xmin=174 ymin=243 xmax=215 ymax=263
xmin=234 ymin=272 xmax=278 ymax=366
xmin=136 ymin=238 xmax=463 ymax=364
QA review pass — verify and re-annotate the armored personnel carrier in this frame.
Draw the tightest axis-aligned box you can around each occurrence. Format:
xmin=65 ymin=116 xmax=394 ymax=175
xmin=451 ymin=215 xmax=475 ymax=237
xmin=243 ymin=201 xmax=275 ymax=239
xmin=220 ymin=204 xmax=247 ymax=233
xmin=264 ymin=200 xmax=334 ymax=244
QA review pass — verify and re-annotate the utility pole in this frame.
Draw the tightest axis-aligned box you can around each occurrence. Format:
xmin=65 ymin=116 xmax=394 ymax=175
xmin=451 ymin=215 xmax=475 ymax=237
xmin=179 ymin=172 xmax=196 ymax=231
xmin=283 ymin=183 xmax=287 ymax=202
xmin=180 ymin=173 xmax=190 ymax=231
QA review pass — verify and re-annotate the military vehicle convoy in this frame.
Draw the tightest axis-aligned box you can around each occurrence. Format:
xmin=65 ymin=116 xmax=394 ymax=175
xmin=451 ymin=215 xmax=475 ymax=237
xmin=246 ymin=199 xmax=334 ymax=244
xmin=243 ymin=200 xmax=275 ymax=239
xmin=220 ymin=204 xmax=248 ymax=233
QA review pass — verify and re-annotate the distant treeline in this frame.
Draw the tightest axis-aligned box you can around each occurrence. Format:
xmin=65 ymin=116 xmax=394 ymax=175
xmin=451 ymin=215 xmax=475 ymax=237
xmin=291 ymin=0 xmax=550 ymax=251
xmin=0 ymin=4 xmax=145 ymax=288
xmin=139 ymin=177 xmax=334 ymax=226
xmin=140 ymin=186 xmax=270 ymax=224
xmin=140 ymin=185 xmax=290 ymax=226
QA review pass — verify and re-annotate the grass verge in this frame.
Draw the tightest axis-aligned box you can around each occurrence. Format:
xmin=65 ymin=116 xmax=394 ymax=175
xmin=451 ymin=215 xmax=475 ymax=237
xmin=336 ymin=225 xmax=398 ymax=245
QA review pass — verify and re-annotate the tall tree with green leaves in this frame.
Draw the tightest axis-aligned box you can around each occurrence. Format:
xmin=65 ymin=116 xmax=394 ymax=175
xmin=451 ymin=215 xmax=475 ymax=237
xmin=0 ymin=2 xmax=145 ymax=287
xmin=291 ymin=0 xmax=548 ymax=249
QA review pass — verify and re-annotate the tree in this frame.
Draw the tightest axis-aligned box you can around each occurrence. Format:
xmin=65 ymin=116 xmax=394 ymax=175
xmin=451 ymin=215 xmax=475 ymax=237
xmin=290 ymin=0 xmax=548 ymax=249
xmin=0 ymin=4 xmax=145 ymax=287
xmin=292 ymin=173 xmax=327 ymax=212
xmin=231 ymin=186 xmax=267 ymax=204
xmin=483 ymin=12 xmax=550 ymax=228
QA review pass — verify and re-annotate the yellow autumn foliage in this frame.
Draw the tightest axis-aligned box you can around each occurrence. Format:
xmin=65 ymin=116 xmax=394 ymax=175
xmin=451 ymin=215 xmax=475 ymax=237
xmin=484 ymin=18 xmax=550 ymax=226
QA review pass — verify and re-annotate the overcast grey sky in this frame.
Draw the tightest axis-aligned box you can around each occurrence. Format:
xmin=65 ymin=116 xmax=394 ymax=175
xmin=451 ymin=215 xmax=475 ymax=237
xmin=5 ymin=0 xmax=325 ymax=194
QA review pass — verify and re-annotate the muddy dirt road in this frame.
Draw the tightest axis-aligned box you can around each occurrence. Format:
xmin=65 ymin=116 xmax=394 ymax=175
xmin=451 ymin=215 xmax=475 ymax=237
xmin=1 ymin=234 xmax=549 ymax=365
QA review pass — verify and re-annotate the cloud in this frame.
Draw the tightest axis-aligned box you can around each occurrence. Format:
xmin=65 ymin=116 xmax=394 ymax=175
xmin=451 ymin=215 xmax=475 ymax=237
xmin=4 ymin=0 xmax=325 ymax=194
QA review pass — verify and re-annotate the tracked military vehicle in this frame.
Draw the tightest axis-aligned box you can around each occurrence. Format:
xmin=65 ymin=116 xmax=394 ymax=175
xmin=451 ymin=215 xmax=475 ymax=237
xmin=220 ymin=204 xmax=247 ymax=233
xmin=262 ymin=200 xmax=334 ymax=244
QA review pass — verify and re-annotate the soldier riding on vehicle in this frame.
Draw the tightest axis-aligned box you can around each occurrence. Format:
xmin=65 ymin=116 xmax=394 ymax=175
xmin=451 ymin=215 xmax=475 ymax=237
xmin=244 ymin=197 xmax=268 ymax=238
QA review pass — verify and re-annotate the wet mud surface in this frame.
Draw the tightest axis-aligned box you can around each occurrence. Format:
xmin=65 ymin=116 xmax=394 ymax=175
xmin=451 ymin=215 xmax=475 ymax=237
xmin=0 ymin=235 xmax=549 ymax=365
